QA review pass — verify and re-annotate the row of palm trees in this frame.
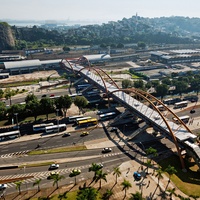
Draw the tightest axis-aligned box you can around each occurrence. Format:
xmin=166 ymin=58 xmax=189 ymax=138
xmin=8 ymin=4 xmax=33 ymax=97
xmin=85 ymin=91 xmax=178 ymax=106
xmin=11 ymin=161 xmax=177 ymax=200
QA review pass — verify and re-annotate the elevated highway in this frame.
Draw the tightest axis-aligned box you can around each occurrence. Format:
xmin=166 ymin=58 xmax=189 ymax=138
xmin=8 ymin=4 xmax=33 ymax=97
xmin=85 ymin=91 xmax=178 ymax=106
xmin=61 ymin=59 xmax=200 ymax=170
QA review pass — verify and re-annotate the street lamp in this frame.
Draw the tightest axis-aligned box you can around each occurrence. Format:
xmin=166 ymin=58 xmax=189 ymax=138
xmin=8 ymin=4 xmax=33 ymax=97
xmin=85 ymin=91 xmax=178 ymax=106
xmin=14 ymin=113 xmax=20 ymax=137
xmin=56 ymin=109 xmax=59 ymax=133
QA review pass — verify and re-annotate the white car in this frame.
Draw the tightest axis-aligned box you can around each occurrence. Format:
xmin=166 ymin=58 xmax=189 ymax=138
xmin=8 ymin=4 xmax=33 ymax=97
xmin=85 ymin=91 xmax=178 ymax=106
xmin=49 ymin=164 xmax=59 ymax=170
xmin=0 ymin=184 xmax=7 ymax=190
xmin=102 ymin=147 xmax=112 ymax=153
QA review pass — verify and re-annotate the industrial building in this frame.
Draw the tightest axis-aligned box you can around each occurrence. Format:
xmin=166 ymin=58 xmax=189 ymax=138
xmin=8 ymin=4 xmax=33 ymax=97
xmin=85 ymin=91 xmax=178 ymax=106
xmin=151 ymin=49 xmax=200 ymax=64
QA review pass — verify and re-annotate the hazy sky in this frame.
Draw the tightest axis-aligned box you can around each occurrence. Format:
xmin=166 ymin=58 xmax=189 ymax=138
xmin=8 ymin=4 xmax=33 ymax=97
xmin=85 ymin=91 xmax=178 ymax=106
xmin=1 ymin=0 xmax=200 ymax=23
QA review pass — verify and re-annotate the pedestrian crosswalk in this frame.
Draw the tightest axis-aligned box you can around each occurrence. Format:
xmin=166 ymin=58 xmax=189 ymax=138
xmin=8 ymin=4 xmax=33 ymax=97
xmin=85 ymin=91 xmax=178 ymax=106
xmin=0 ymin=150 xmax=30 ymax=158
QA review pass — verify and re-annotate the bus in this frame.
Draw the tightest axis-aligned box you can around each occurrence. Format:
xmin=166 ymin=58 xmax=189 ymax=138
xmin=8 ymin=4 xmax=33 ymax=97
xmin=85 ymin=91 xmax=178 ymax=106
xmin=45 ymin=124 xmax=67 ymax=134
xmin=155 ymin=105 xmax=167 ymax=111
xmin=174 ymin=101 xmax=188 ymax=109
xmin=77 ymin=84 xmax=91 ymax=90
xmin=0 ymin=130 xmax=20 ymax=141
xmin=172 ymin=115 xmax=190 ymax=124
xmin=85 ymin=91 xmax=99 ymax=97
xmin=75 ymin=116 xmax=92 ymax=124
xmin=33 ymin=123 xmax=54 ymax=132
xmin=99 ymin=112 xmax=116 ymax=120
xmin=68 ymin=115 xmax=84 ymax=123
xmin=78 ymin=118 xmax=98 ymax=127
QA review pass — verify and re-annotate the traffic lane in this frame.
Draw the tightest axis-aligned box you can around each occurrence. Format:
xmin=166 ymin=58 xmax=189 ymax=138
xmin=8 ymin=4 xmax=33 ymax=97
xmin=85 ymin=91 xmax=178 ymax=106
xmin=6 ymin=89 xmax=77 ymax=105
xmin=0 ymin=128 xmax=107 ymax=155
xmin=0 ymin=148 xmax=129 ymax=177
xmin=0 ymin=146 xmax=122 ymax=170
xmin=4 ymin=153 xmax=130 ymax=195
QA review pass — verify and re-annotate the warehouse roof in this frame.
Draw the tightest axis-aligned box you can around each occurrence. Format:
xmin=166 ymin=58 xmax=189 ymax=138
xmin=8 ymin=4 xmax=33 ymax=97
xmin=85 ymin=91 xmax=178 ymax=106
xmin=4 ymin=60 xmax=41 ymax=69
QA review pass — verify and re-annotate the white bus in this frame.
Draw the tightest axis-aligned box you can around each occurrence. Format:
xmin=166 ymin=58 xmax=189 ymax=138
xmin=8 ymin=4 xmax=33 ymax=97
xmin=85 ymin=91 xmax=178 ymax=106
xmin=155 ymin=104 xmax=167 ymax=111
xmin=68 ymin=115 xmax=84 ymax=123
xmin=0 ymin=130 xmax=20 ymax=141
xmin=174 ymin=101 xmax=188 ymax=109
xmin=75 ymin=116 xmax=92 ymax=124
xmin=33 ymin=123 xmax=54 ymax=132
xmin=172 ymin=115 xmax=190 ymax=124
xmin=45 ymin=124 xmax=67 ymax=134
xmin=99 ymin=112 xmax=116 ymax=120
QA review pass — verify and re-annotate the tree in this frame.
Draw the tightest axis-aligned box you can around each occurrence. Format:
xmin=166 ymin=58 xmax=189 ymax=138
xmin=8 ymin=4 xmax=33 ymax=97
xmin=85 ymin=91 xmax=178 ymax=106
xmin=69 ymin=169 xmax=81 ymax=185
xmin=73 ymin=96 xmax=88 ymax=114
xmin=89 ymin=163 xmax=103 ymax=180
xmin=144 ymin=159 xmax=152 ymax=175
xmin=121 ymin=179 xmax=132 ymax=198
xmin=0 ymin=101 xmax=6 ymax=120
xmin=94 ymin=170 xmax=107 ymax=189
xmin=133 ymin=79 xmax=145 ymax=90
xmin=165 ymin=165 xmax=177 ymax=183
xmin=113 ymin=167 xmax=121 ymax=184
xmin=40 ymin=98 xmax=54 ymax=120
xmin=102 ymin=189 xmax=113 ymax=200
xmin=137 ymin=41 xmax=146 ymax=49
xmin=51 ymin=173 xmax=65 ymax=189
xmin=33 ymin=178 xmax=42 ymax=192
xmin=25 ymin=94 xmax=38 ymax=103
xmin=0 ymin=89 xmax=4 ymax=99
xmin=155 ymin=167 xmax=164 ymax=185
xmin=26 ymin=99 xmax=41 ymax=121
xmin=63 ymin=46 xmax=70 ymax=52
xmin=14 ymin=181 xmax=23 ymax=194
xmin=155 ymin=84 xmax=169 ymax=100
xmin=4 ymin=88 xmax=15 ymax=106
xmin=55 ymin=95 xmax=72 ymax=117
xmin=174 ymin=81 xmax=188 ymax=97
xmin=129 ymin=191 xmax=143 ymax=200
xmin=122 ymin=79 xmax=132 ymax=89
xmin=77 ymin=184 xmax=98 ymax=200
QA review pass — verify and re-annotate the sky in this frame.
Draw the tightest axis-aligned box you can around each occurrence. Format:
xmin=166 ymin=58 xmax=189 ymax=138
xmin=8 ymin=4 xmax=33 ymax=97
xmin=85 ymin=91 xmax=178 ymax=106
xmin=1 ymin=0 xmax=200 ymax=24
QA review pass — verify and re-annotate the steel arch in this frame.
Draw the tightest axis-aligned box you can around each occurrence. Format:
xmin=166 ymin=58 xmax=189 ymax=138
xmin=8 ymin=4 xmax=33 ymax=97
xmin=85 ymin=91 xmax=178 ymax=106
xmin=109 ymin=88 xmax=188 ymax=170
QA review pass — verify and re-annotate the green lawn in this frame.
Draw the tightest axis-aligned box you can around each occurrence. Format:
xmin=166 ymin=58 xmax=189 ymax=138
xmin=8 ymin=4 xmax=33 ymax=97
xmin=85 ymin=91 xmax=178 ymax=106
xmin=28 ymin=145 xmax=87 ymax=155
xmin=158 ymin=155 xmax=200 ymax=197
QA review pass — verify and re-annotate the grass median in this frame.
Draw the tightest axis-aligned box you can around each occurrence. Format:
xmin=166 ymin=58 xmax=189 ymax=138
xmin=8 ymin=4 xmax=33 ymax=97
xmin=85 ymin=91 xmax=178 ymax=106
xmin=28 ymin=145 xmax=87 ymax=155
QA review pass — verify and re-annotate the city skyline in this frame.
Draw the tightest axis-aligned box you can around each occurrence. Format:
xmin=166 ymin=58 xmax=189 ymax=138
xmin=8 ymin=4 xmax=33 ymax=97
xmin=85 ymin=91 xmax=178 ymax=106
xmin=1 ymin=0 xmax=200 ymax=25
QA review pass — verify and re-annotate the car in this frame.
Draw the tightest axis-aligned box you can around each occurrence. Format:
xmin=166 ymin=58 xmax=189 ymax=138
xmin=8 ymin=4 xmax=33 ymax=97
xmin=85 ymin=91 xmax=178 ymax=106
xmin=41 ymin=94 xmax=47 ymax=98
xmin=102 ymin=147 xmax=112 ymax=153
xmin=47 ymin=171 xmax=59 ymax=179
xmin=80 ymin=131 xmax=89 ymax=136
xmin=49 ymin=164 xmax=59 ymax=170
xmin=97 ymin=163 xmax=104 ymax=169
xmin=50 ymin=94 xmax=55 ymax=97
xmin=0 ymin=184 xmax=7 ymax=190
xmin=110 ymin=127 xmax=117 ymax=132
xmin=62 ymin=132 xmax=71 ymax=137
xmin=133 ymin=172 xmax=142 ymax=181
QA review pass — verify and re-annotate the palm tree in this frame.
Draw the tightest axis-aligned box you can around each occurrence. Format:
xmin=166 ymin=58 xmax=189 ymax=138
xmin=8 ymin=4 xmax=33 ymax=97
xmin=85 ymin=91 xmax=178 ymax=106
xmin=76 ymin=185 xmax=98 ymax=200
xmin=89 ymin=163 xmax=102 ymax=177
xmin=102 ymin=189 xmax=113 ymax=200
xmin=144 ymin=159 xmax=152 ymax=175
xmin=14 ymin=181 xmax=23 ymax=194
xmin=51 ymin=174 xmax=65 ymax=189
xmin=33 ymin=178 xmax=42 ymax=192
xmin=121 ymin=179 xmax=132 ymax=198
xmin=95 ymin=170 xmax=107 ymax=189
xmin=69 ymin=169 xmax=81 ymax=185
xmin=155 ymin=167 xmax=164 ymax=185
xmin=129 ymin=191 xmax=143 ymax=200
xmin=165 ymin=165 xmax=177 ymax=191
xmin=113 ymin=167 xmax=121 ymax=184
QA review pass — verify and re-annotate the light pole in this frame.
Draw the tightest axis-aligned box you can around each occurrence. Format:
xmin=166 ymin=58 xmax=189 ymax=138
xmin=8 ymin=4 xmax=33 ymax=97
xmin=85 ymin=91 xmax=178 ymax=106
xmin=24 ymin=165 xmax=28 ymax=192
xmin=14 ymin=113 xmax=20 ymax=137
xmin=56 ymin=109 xmax=59 ymax=133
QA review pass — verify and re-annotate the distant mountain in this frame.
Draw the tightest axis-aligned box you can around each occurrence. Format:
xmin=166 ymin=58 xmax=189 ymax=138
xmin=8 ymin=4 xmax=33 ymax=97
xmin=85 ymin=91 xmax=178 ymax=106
xmin=1 ymin=16 xmax=200 ymax=51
